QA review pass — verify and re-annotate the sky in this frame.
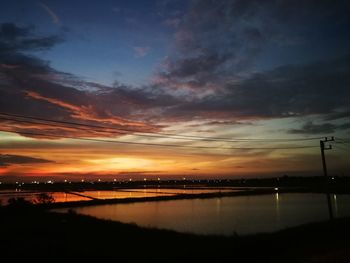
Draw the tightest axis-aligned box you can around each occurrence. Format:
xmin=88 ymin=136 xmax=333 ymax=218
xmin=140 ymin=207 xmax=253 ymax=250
xmin=0 ymin=0 xmax=349 ymax=182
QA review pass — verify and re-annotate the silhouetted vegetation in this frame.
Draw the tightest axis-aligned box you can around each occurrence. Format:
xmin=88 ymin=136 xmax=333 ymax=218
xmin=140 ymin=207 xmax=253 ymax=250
xmin=33 ymin=192 xmax=55 ymax=204
xmin=0 ymin=207 xmax=349 ymax=262
xmin=7 ymin=197 xmax=33 ymax=208
xmin=2 ymin=197 xmax=35 ymax=214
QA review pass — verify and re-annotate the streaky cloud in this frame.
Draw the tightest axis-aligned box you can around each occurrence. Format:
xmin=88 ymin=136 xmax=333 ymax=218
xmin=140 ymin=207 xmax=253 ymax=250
xmin=38 ymin=2 xmax=61 ymax=25
xmin=0 ymin=154 xmax=53 ymax=167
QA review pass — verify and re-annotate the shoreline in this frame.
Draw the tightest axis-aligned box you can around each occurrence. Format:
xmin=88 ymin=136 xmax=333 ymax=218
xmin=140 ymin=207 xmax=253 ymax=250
xmin=44 ymin=187 xmax=346 ymax=209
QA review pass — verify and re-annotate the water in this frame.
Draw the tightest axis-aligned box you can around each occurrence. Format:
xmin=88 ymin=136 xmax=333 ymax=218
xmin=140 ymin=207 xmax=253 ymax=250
xmin=58 ymin=193 xmax=350 ymax=235
xmin=0 ymin=189 xmax=175 ymax=204
xmin=0 ymin=191 xmax=91 ymax=204
xmin=0 ymin=188 xmax=237 ymax=204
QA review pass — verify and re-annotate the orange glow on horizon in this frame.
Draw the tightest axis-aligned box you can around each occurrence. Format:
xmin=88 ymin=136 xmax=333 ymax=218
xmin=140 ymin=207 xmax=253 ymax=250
xmin=1 ymin=130 xmax=348 ymax=181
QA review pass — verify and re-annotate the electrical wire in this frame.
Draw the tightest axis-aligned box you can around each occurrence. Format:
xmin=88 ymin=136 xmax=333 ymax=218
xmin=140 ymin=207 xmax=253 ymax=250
xmin=0 ymin=112 xmax=324 ymax=142
xmin=0 ymin=127 xmax=319 ymax=150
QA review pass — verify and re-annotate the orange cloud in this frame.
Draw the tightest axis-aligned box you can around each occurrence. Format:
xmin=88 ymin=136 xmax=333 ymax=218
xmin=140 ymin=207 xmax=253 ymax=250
xmin=23 ymin=90 xmax=155 ymax=135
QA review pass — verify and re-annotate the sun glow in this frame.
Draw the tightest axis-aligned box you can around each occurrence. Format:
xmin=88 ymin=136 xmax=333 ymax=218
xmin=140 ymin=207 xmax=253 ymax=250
xmin=86 ymin=157 xmax=155 ymax=170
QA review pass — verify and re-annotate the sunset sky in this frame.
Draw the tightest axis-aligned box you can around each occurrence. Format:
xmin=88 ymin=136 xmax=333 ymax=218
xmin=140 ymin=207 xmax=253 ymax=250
xmin=0 ymin=0 xmax=349 ymax=181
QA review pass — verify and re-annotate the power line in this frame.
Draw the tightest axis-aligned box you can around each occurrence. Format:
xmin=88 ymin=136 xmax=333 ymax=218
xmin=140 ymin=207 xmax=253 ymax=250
xmin=335 ymin=137 xmax=350 ymax=144
xmin=335 ymin=142 xmax=350 ymax=147
xmin=336 ymin=137 xmax=350 ymax=140
xmin=335 ymin=142 xmax=350 ymax=150
xmin=0 ymin=116 xmax=123 ymax=136
xmin=335 ymin=145 xmax=350 ymax=152
xmin=0 ymin=112 xmax=320 ymax=142
xmin=0 ymin=116 xmax=322 ymax=146
xmin=0 ymin=128 xmax=319 ymax=150
xmin=0 ymin=112 xmax=323 ymax=142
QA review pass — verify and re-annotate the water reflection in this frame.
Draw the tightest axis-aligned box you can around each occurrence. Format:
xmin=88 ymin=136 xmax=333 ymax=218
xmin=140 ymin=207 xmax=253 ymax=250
xmin=275 ymin=193 xmax=280 ymax=222
xmin=333 ymin=194 xmax=338 ymax=217
xmin=216 ymin=198 xmax=221 ymax=215
xmin=57 ymin=193 xmax=350 ymax=236
xmin=51 ymin=192 xmax=91 ymax=202
xmin=0 ymin=191 xmax=92 ymax=204
xmin=0 ymin=188 xmax=235 ymax=204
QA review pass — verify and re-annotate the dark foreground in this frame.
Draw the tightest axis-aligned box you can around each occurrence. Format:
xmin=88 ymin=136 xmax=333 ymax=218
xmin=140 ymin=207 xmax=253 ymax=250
xmin=1 ymin=206 xmax=350 ymax=262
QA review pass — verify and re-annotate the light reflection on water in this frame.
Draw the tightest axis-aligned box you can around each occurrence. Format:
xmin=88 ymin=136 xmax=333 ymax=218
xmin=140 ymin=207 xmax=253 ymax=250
xmin=58 ymin=193 xmax=350 ymax=235
xmin=78 ymin=190 xmax=175 ymax=200
xmin=119 ymin=188 xmax=237 ymax=195
xmin=0 ymin=191 xmax=91 ymax=204
xmin=0 ymin=188 xmax=235 ymax=204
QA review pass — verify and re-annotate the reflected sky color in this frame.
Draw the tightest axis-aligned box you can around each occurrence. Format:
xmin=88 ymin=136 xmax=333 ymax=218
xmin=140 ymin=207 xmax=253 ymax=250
xmin=0 ymin=1 xmax=349 ymax=181
xmin=0 ymin=188 xmax=237 ymax=204
xmin=58 ymin=193 xmax=350 ymax=235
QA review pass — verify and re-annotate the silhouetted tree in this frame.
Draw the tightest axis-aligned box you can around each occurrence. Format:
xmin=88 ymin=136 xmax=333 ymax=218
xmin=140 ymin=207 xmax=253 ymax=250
xmin=33 ymin=193 xmax=55 ymax=204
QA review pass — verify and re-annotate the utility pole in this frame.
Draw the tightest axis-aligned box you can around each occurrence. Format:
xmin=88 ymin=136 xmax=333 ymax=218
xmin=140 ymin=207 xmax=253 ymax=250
xmin=320 ymin=136 xmax=334 ymax=220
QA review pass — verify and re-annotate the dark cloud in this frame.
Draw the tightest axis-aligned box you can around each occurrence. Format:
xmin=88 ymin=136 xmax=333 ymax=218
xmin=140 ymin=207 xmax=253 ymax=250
xmin=3 ymin=50 xmax=349 ymax=134
xmin=324 ymin=111 xmax=350 ymax=121
xmin=0 ymin=23 xmax=63 ymax=53
xmin=1 ymin=14 xmax=350 ymax=139
xmin=0 ymin=23 xmax=31 ymax=40
xmin=148 ymin=0 xmax=350 ymax=124
xmin=185 ymin=120 xmax=252 ymax=127
xmin=289 ymin=121 xmax=350 ymax=135
xmin=0 ymin=23 xmax=61 ymax=75
xmin=0 ymin=24 xmax=164 ymax=138
xmin=155 ymin=0 xmax=350 ymax=95
xmin=289 ymin=122 xmax=336 ymax=135
xmin=0 ymin=154 xmax=53 ymax=167
xmin=0 ymin=69 xmax=162 ymax=137
xmin=161 ymin=55 xmax=350 ymax=121
xmin=0 ymin=23 xmax=160 ymax=138
xmin=164 ymin=52 xmax=230 ymax=79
